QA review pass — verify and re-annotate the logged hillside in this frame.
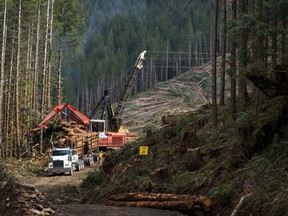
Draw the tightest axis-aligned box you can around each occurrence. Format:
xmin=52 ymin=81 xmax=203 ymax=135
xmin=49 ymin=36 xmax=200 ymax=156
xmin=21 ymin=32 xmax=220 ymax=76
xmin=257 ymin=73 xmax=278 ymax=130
xmin=122 ymin=61 xmax=218 ymax=133
xmin=81 ymin=65 xmax=288 ymax=215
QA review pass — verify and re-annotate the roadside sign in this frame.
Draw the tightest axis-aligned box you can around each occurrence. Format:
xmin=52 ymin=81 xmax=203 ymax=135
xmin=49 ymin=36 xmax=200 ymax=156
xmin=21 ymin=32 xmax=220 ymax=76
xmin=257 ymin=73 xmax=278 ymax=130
xmin=139 ymin=146 xmax=149 ymax=155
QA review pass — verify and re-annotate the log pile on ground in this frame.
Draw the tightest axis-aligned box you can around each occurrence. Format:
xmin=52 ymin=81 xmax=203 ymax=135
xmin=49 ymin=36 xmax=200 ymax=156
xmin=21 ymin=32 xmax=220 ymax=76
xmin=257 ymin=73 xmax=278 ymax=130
xmin=0 ymin=181 xmax=58 ymax=215
xmin=105 ymin=192 xmax=212 ymax=215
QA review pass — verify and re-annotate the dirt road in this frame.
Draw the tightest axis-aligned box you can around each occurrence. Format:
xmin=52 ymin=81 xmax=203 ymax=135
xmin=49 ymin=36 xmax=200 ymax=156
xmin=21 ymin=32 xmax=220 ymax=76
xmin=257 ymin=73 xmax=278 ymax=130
xmin=57 ymin=204 xmax=185 ymax=216
xmin=23 ymin=165 xmax=186 ymax=216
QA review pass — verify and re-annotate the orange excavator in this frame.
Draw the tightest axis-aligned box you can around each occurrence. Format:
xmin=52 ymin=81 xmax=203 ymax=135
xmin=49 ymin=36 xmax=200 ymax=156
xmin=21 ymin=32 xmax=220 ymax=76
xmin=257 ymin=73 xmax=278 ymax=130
xmin=29 ymin=103 xmax=127 ymax=150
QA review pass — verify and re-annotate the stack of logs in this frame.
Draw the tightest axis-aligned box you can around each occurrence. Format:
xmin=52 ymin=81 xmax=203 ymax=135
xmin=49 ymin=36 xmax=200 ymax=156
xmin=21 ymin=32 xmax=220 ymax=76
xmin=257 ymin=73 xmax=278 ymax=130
xmin=105 ymin=192 xmax=212 ymax=215
xmin=51 ymin=121 xmax=139 ymax=157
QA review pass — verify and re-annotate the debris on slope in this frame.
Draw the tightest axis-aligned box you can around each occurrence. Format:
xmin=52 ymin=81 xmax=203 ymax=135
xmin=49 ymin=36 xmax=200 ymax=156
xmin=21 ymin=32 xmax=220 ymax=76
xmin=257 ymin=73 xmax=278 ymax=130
xmin=0 ymin=180 xmax=58 ymax=215
xmin=122 ymin=62 xmax=215 ymax=133
xmin=82 ymin=95 xmax=288 ymax=215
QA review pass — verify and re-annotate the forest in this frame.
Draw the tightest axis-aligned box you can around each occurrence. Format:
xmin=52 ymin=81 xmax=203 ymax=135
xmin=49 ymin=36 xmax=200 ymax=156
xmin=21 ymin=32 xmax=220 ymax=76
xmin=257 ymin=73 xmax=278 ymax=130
xmin=0 ymin=0 xmax=287 ymax=170
xmin=0 ymin=0 xmax=287 ymax=215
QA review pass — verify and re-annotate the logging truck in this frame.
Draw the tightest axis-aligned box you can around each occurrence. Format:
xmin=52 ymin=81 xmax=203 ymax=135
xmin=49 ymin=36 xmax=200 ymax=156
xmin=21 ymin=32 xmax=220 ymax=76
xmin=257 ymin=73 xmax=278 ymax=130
xmin=48 ymin=147 xmax=84 ymax=175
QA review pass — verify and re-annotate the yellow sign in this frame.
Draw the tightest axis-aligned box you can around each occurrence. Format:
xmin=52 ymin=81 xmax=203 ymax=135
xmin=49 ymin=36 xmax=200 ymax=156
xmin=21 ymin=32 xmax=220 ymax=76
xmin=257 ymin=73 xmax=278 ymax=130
xmin=139 ymin=146 xmax=149 ymax=155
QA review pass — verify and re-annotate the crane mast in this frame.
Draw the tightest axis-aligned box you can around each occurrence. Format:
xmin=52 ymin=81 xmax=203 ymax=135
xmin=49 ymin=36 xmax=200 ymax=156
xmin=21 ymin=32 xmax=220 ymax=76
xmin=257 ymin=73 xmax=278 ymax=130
xmin=115 ymin=50 xmax=146 ymax=116
xmin=90 ymin=50 xmax=147 ymax=132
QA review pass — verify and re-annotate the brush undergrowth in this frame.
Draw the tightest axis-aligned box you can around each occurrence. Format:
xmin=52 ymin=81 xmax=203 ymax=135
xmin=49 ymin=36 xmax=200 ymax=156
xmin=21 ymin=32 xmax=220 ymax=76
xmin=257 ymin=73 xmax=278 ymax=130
xmin=81 ymin=96 xmax=288 ymax=215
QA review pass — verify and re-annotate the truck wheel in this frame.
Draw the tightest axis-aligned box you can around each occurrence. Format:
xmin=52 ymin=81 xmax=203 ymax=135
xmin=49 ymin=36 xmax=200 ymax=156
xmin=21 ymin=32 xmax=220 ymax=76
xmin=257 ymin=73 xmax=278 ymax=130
xmin=75 ymin=163 xmax=80 ymax=171
xmin=70 ymin=167 xmax=74 ymax=175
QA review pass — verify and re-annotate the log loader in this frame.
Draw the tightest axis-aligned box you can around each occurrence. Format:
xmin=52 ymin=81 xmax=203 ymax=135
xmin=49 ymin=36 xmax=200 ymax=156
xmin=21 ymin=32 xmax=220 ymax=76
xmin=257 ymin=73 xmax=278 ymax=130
xmin=29 ymin=103 xmax=95 ymax=172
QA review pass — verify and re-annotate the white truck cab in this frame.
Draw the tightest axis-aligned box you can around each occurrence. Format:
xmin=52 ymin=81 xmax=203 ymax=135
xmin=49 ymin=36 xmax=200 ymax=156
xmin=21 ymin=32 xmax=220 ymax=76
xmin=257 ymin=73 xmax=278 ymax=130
xmin=48 ymin=147 xmax=84 ymax=175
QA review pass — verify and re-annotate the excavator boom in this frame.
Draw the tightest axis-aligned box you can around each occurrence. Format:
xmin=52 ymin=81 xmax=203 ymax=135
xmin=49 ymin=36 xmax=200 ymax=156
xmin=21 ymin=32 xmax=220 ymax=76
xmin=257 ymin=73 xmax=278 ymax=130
xmin=30 ymin=103 xmax=90 ymax=132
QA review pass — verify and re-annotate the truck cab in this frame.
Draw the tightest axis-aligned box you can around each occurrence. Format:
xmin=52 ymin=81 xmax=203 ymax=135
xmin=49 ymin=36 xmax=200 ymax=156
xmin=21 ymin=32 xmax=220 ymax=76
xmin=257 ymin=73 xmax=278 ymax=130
xmin=48 ymin=147 xmax=84 ymax=175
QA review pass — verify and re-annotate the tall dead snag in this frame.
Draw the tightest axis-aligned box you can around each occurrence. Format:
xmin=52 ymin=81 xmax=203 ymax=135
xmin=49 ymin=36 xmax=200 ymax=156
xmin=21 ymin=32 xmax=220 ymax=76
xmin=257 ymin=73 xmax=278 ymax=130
xmin=106 ymin=193 xmax=212 ymax=214
xmin=15 ymin=0 xmax=22 ymax=159
xmin=212 ymin=0 xmax=218 ymax=127
xmin=0 ymin=0 xmax=7 ymax=157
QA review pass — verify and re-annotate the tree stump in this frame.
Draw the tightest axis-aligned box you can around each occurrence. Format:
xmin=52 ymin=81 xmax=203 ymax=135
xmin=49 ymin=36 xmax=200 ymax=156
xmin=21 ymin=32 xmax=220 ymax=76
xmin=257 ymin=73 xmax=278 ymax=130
xmin=186 ymin=148 xmax=202 ymax=171
xmin=146 ymin=130 xmax=152 ymax=138
xmin=181 ymin=131 xmax=199 ymax=153
xmin=150 ymin=167 xmax=169 ymax=181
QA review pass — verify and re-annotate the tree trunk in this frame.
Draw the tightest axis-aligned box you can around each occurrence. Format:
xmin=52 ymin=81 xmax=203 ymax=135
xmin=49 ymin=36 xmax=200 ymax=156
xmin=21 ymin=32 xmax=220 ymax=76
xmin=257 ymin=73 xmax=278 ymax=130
xmin=280 ymin=16 xmax=286 ymax=64
xmin=238 ymin=0 xmax=249 ymax=105
xmin=33 ymin=0 xmax=41 ymax=110
xmin=230 ymin=0 xmax=237 ymax=120
xmin=15 ymin=0 xmax=22 ymax=159
xmin=57 ymin=35 xmax=63 ymax=105
xmin=165 ymin=40 xmax=169 ymax=81
xmin=5 ymin=36 xmax=14 ymax=157
xmin=220 ymin=0 xmax=226 ymax=106
xmin=25 ymin=28 xmax=32 ymax=108
xmin=0 ymin=0 xmax=7 ymax=157
xmin=41 ymin=0 xmax=50 ymax=114
xmin=254 ymin=0 xmax=264 ymax=69
xmin=212 ymin=0 xmax=218 ymax=128
xmin=271 ymin=17 xmax=277 ymax=68
xmin=40 ymin=0 xmax=51 ymax=155
xmin=47 ymin=0 xmax=55 ymax=109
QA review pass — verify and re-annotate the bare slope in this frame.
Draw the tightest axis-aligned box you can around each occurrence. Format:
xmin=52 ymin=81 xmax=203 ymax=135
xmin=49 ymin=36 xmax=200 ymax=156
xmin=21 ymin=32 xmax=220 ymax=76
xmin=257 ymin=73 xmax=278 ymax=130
xmin=122 ymin=62 xmax=215 ymax=133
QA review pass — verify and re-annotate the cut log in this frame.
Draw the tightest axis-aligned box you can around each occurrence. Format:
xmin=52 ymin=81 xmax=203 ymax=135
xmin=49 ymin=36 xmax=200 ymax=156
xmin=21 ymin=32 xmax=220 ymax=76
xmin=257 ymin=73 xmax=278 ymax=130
xmin=106 ymin=200 xmax=193 ymax=209
xmin=106 ymin=193 xmax=212 ymax=212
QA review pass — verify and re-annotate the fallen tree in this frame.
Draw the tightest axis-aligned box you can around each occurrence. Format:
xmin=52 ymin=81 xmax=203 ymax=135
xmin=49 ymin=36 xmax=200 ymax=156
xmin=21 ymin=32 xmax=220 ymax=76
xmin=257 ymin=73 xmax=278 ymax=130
xmin=105 ymin=192 xmax=212 ymax=214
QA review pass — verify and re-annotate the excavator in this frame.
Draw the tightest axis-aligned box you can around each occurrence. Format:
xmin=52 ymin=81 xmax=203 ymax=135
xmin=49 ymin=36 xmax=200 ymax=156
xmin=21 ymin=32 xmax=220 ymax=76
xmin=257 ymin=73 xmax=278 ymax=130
xmin=89 ymin=50 xmax=147 ymax=132
xmin=29 ymin=103 xmax=90 ymax=133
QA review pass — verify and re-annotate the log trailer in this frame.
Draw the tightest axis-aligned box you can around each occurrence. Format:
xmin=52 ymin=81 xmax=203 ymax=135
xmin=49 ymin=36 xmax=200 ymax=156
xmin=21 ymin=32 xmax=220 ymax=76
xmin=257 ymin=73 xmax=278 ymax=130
xmin=89 ymin=50 xmax=147 ymax=133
